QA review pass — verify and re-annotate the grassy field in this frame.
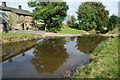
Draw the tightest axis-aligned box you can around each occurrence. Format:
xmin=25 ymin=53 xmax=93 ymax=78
xmin=1 ymin=33 xmax=42 ymax=44
xmin=72 ymin=36 xmax=119 ymax=78
xmin=1 ymin=33 xmax=41 ymax=39
xmin=58 ymin=28 xmax=88 ymax=34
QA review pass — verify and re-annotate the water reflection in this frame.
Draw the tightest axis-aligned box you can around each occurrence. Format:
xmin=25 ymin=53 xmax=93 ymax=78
xmin=1 ymin=35 xmax=107 ymax=78
xmin=76 ymin=35 xmax=107 ymax=53
xmin=32 ymin=38 xmax=68 ymax=73
xmin=1 ymin=40 xmax=38 ymax=62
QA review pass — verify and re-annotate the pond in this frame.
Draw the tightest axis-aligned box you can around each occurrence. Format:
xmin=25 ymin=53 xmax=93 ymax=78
xmin=1 ymin=35 xmax=107 ymax=78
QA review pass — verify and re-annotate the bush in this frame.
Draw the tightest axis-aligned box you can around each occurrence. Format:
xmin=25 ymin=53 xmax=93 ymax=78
xmin=48 ymin=28 xmax=61 ymax=33
xmin=35 ymin=25 xmax=45 ymax=30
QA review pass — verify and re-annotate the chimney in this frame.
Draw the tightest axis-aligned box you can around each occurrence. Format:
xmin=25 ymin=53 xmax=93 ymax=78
xmin=18 ymin=5 xmax=22 ymax=10
xmin=2 ymin=2 xmax=6 ymax=7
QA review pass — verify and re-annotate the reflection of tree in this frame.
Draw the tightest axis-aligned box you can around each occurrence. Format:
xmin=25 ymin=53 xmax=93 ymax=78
xmin=67 ymin=37 xmax=76 ymax=42
xmin=76 ymin=35 xmax=107 ymax=53
xmin=32 ymin=38 xmax=68 ymax=74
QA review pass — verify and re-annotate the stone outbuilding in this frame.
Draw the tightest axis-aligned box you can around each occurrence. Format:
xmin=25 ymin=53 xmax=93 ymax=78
xmin=0 ymin=2 xmax=34 ymax=32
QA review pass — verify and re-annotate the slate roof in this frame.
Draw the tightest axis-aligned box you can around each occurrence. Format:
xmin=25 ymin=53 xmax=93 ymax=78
xmin=0 ymin=6 xmax=31 ymax=16
xmin=0 ymin=17 xmax=7 ymax=24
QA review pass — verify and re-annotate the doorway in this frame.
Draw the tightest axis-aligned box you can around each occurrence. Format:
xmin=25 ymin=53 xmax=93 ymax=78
xmin=22 ymin=23 xmax=24 ymax=30
xmin=3 ymin=23 xmax=8 ymax=33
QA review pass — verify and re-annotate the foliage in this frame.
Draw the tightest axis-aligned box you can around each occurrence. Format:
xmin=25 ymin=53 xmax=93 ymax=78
xmin=72 ymin=36 xmax=119 ymax=78
xmin=81 ymin=2 xmax=109 ymax=31
xmin=48 ymin=27 xmax=61 ymax=33
xmin=76 ymin=5 xmax=97 ymax=31
xmin=8 ymin=14 xmax=15 ymax=29
xmin=35 ymin=24 xmax=43 ymax=28
xmin=107 ymin=27 xmax=119 ymax=34
xmin=28 ymin=1 xmax=69 ymax=32
xmin=107 ymin=15 xmax=119 ymax=31
xmin=67 ymin=15 xmax=78 ymax=28
xmin=87 ymin=29 xmax=97 ymax=34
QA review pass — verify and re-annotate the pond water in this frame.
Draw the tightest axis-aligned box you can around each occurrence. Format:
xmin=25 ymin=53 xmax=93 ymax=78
xmin=1 ymin=35 xmax=107 ymax=78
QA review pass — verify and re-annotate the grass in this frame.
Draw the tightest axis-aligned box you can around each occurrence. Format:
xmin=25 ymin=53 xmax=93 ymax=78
xmin=1 ymin=33 xmax=41 ymax=39
xmin=58 ymin=28 xmax=88 ymax=34
xmin=72 ymin=36 xmax=119 ymax=78
xmin=107 ymin=27 xmax=119 ymax=34
xmin=1 ymin=33 xmax=42 ymax=44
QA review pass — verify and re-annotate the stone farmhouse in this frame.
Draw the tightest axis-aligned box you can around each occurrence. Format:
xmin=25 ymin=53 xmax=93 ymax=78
xmin=0 ymin=2 xmax=34 ymax=32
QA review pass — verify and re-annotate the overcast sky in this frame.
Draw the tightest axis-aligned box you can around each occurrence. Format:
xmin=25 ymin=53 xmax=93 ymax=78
xmin=0 ymin=0 xmax=119 ymax=17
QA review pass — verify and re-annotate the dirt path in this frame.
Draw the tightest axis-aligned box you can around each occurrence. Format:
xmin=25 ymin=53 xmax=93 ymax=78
xmin=9 ymin=30 xmax=119 ymax=37
xmin=44 ymin=33 xmax=83 ymax=37
xmin=99 ymin=34 xmax=119 ymax=37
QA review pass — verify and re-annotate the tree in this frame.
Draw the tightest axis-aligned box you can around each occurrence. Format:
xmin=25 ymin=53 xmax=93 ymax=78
xmin=82 ymin=2 xmax=109 ymax=31
xmin=28 ymin=1 xmax=69 ymax=32
xmin=67 ymin=15 xmax=78 ymax=28
xmin=8 ymin=14 xmax=15 ymax=30
xmin=118 ymin=17 xmax=120 ymax=29
xmin=107 ymin=15 xmax=119 ymax=31
xmin=76 ymin=5 xmax=97 ymax=31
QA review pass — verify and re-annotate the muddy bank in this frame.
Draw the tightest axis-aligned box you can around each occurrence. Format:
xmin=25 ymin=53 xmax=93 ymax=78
xmin=1 ymin=33 xmax=119 ymax=45
xmin=99 ymin=34 xmax=119 ymax=37
xmin=1 ymin=33 xmax=83 ymax=44
xmin=44 ymin=33 xmax=83 ymax=37
xmin=44 ymin=33 xmax=119 ymax=38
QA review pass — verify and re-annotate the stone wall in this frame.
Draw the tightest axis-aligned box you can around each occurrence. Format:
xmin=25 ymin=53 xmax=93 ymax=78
xmin=14 ymin=14 xmax=33 ymax=30
xmin=0 ymin=24 xmax=3 ymax=32
xmin=0 ymin=10 xmax=9 ymax=32
xmin=0 ymin=9 xmax=34 ymax=31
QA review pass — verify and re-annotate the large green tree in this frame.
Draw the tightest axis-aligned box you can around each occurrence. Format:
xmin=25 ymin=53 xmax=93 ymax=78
xmin=82 ymin=2 xmax=109 ymax=31
xmin=107 ymin=15 xmax=119 ymax=31
xmin=67 ymin=15 xmax=78 ymax=28
xmin=76 ymin=5 xmax=97 ymax=31
xmin=28 ymin=1 xmax=69 ymax=32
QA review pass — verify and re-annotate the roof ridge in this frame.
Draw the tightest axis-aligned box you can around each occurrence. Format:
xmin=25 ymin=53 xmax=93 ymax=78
xmin=0 ymin=5 xmax=31 ymax=16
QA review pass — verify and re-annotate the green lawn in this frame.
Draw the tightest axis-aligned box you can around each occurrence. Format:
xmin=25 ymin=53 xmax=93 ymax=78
xmin=1 ymin=33 xmax=41 ymax=39
xmin=72 ymin=36 xmax=119 ymax=78
xmin=58 ymin=28 xmax=88 ymax=34
xmin=1 ymin=33 xmax=42 ymax=44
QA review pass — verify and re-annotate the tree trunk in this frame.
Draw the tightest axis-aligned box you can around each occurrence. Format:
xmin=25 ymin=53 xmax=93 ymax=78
xmin=45 ymin=26 xmax=47 ymax=32
xmin=45 ymin=23 xmax=47 ymax=32
xmin=44 ymin=20 xmax=47 ymax=32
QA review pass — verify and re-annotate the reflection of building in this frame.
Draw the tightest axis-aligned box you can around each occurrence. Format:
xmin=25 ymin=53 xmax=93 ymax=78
xmin=118 ymin=1 xmax=120 ymax=17
xmin=2 ymin=40 xmax=37 ymax=62
xmin=0 ymin=2 xmax=34 ymax=32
